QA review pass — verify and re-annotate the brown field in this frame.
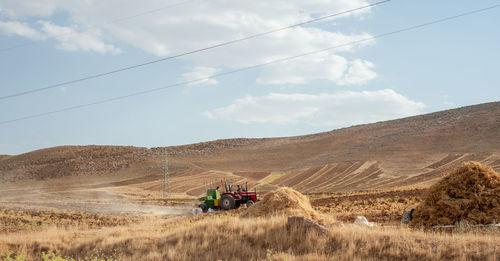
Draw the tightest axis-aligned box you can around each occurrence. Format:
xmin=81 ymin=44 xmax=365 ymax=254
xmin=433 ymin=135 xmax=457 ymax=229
xmin=1 ymin=209 xmax=499 ymax=260
xmin=1 ymin=102 xmax=500 ymax=260
xmin=310 ymin=188 xmax=428 ymax=224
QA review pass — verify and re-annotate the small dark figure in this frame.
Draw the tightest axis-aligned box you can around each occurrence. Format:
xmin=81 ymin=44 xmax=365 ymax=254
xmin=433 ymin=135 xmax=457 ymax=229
xmin=199 ymin=203 xmax=208 ymax=213
xmin=401 ymin=208 xmax=415 ymax=224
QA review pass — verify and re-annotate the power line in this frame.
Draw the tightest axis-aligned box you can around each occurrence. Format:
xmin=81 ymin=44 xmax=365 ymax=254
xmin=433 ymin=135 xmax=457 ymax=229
xmin=1 ymin=3 xmax=499 ymax=125
xmin=0 ymin=0 xmax=390 ymax=101
xmin=0 ymin=0 xmax=196 ymax=53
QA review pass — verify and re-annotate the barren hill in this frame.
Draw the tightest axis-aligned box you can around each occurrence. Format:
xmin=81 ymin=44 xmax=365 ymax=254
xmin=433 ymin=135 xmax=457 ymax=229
xmin=1 ymin=102 xmax=500 ymax=195
xmin=0 ymin=155 xmax=11 ymax=161
xmin=0 ymin=146 xmax=151 ymax=182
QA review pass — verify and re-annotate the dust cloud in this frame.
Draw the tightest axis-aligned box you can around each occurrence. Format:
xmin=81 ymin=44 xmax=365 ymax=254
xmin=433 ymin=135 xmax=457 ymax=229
xmin=0 ymin=178 xmax=196 ymax=216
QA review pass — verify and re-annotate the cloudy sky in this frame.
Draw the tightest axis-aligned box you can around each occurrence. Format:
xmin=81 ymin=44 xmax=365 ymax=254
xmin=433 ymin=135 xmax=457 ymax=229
xmin=0 ymin=0 xmax=499 ymax=155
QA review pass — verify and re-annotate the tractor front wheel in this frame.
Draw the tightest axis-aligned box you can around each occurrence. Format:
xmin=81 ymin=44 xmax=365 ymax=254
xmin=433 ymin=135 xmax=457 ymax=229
xmin=246 ymin=200 xmax=254 ymax=208
xmin=220 ymin=194 xmax=236 ymax=210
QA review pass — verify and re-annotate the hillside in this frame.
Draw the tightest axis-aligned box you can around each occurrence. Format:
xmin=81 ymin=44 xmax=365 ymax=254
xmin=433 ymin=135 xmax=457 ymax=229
xmin=1 ymin=102 xmax=500 ymax=195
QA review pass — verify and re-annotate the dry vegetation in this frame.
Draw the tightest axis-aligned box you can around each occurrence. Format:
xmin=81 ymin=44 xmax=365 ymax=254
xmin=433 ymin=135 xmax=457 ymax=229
xmin=0 ymin=207 xmax=139 ymax=233
xmin=411 ymin=162 xmax=500 ymax=227
xmin=311 ymin=189 xmax=426 ymax=224
xmin=0 ymin=212 xmax=499 ymax=261
xmin=1 ymin=185 xmax=499 ymax=260
xmin=1 ymin=167 xmax=499 ymax=260
xmin=242 ymin=187 xmax=322 ymax=221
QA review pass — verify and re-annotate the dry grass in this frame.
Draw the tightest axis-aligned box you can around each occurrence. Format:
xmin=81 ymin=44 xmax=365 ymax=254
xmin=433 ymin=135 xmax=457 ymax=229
xmin=311 ymin=189 xmax=426 ymax=224
xmin=242 ymin=187 xmax=322 ymax=221
xmin=1 ymin=183 xmax=497 ymax=260
xmin=0 ymin=207 xmax=139 ymax=233
xmin=1 ymin=213 xmax=498 ymax=261
xmin=264 ymin=173 xmax=285 ymax=184
xmin=1 ymin=186 xmax=498 ymax=260
xmin=411 ymin=162 xmax=500 ymax=227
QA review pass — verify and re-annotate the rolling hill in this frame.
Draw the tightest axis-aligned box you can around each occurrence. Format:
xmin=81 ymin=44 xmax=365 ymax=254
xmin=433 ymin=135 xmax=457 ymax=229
xmin=1 ymin=101 xmax=500 ymax=196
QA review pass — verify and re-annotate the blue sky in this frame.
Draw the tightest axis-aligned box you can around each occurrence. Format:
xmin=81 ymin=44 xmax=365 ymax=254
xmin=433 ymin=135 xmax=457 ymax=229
xmin=0 ymin=0 xmax=499 ymax=155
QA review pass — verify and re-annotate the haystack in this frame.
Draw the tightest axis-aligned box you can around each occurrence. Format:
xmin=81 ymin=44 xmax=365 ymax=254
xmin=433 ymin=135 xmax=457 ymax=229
xmin=241 ymin=187 xmax=321 ymax=221
xmin=410 ymin=161 xmax=500 ymax=227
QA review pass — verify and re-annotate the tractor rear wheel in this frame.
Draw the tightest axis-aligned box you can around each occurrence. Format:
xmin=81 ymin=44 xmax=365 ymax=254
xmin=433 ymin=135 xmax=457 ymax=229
xmin=220 ymin=194 xmax=236 ymax=210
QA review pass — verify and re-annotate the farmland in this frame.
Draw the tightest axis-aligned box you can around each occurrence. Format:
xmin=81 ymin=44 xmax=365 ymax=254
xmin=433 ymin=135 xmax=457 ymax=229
xmin=1 ymin=102 xmax=500 ymax=260
xmin=1 ymin=194 xmax=499 ymax=260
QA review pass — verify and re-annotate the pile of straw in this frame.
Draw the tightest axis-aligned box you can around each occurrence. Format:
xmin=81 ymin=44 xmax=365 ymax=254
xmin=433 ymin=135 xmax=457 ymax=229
xmin=410 ymin=161 xmax=500 ymax=227
xmin=241 ymin=187 xmax=320 ymax=221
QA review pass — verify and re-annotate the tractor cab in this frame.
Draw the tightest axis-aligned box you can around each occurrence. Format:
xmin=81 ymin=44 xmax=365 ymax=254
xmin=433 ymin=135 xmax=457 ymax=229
xmin=219 ymin=182 xmax=260 ymax=210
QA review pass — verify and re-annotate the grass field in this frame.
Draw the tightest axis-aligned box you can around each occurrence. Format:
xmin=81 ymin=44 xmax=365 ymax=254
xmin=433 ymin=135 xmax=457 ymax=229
xmin=0 ymin=188 xmax=498 ymax=261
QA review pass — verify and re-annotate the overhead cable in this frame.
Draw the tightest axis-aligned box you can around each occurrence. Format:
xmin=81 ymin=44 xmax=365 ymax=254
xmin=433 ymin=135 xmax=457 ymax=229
xmin=1 ymin=3 xmax=499 ymax=125
xmin=0 ymin=0 xmax=390 ymax=101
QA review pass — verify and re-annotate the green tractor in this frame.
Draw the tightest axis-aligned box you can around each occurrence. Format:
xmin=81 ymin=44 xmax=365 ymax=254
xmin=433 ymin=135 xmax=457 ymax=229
xmin=198 ymin=188 xmax=221 ymax=213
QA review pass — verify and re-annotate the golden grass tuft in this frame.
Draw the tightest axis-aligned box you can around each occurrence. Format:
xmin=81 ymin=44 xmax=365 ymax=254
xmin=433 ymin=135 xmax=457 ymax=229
xmin=411 ymin=161 xmax=500 ymax=227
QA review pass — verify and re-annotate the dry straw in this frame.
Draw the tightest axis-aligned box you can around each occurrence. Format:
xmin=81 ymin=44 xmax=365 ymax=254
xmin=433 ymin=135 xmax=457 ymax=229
xmin=410 ymin=161 xmax=500 ymax=227
xmin=241 ymin=187 xmax=321 ymax=221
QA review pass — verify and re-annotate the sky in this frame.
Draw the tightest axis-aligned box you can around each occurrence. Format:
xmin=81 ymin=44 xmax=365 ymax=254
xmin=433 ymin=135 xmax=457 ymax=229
xmin=0 ymin=0 xmax=499 ymax=155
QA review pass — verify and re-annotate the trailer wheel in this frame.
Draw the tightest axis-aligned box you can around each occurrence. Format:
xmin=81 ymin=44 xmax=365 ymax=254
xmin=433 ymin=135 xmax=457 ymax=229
xmin=246 ymin=200 xmax=254 ymax=208
xmin=220 ymin=194 xmax=236 ymax=210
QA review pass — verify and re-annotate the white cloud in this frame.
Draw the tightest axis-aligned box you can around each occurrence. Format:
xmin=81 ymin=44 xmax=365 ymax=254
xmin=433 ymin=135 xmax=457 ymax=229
xmin=204 ymin=89 xmax=426 ymax=127
xmin=0 ymin=0 xmax=60 ymax=18
xmin=337 ymin=59 xmax=377 ymax=85
xmin=0 ymin=19 xmax=120 ymax=54
xmin=38 ymin=21 xmax=121 ymax=54
xmin=181 ymin=66 xmax=218 ymax=86
xmin=257 ymin=54 xmax=377 ymax=86
xmin=0 ymin=20 xmax=45 ymax=40
xmin=0 ymin=0 xmax=377 ymax=83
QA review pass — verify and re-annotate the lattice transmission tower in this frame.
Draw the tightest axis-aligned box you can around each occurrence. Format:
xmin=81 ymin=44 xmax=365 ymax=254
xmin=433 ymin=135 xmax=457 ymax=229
xmin=162 ymin=149 xmax=170 ymax=198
